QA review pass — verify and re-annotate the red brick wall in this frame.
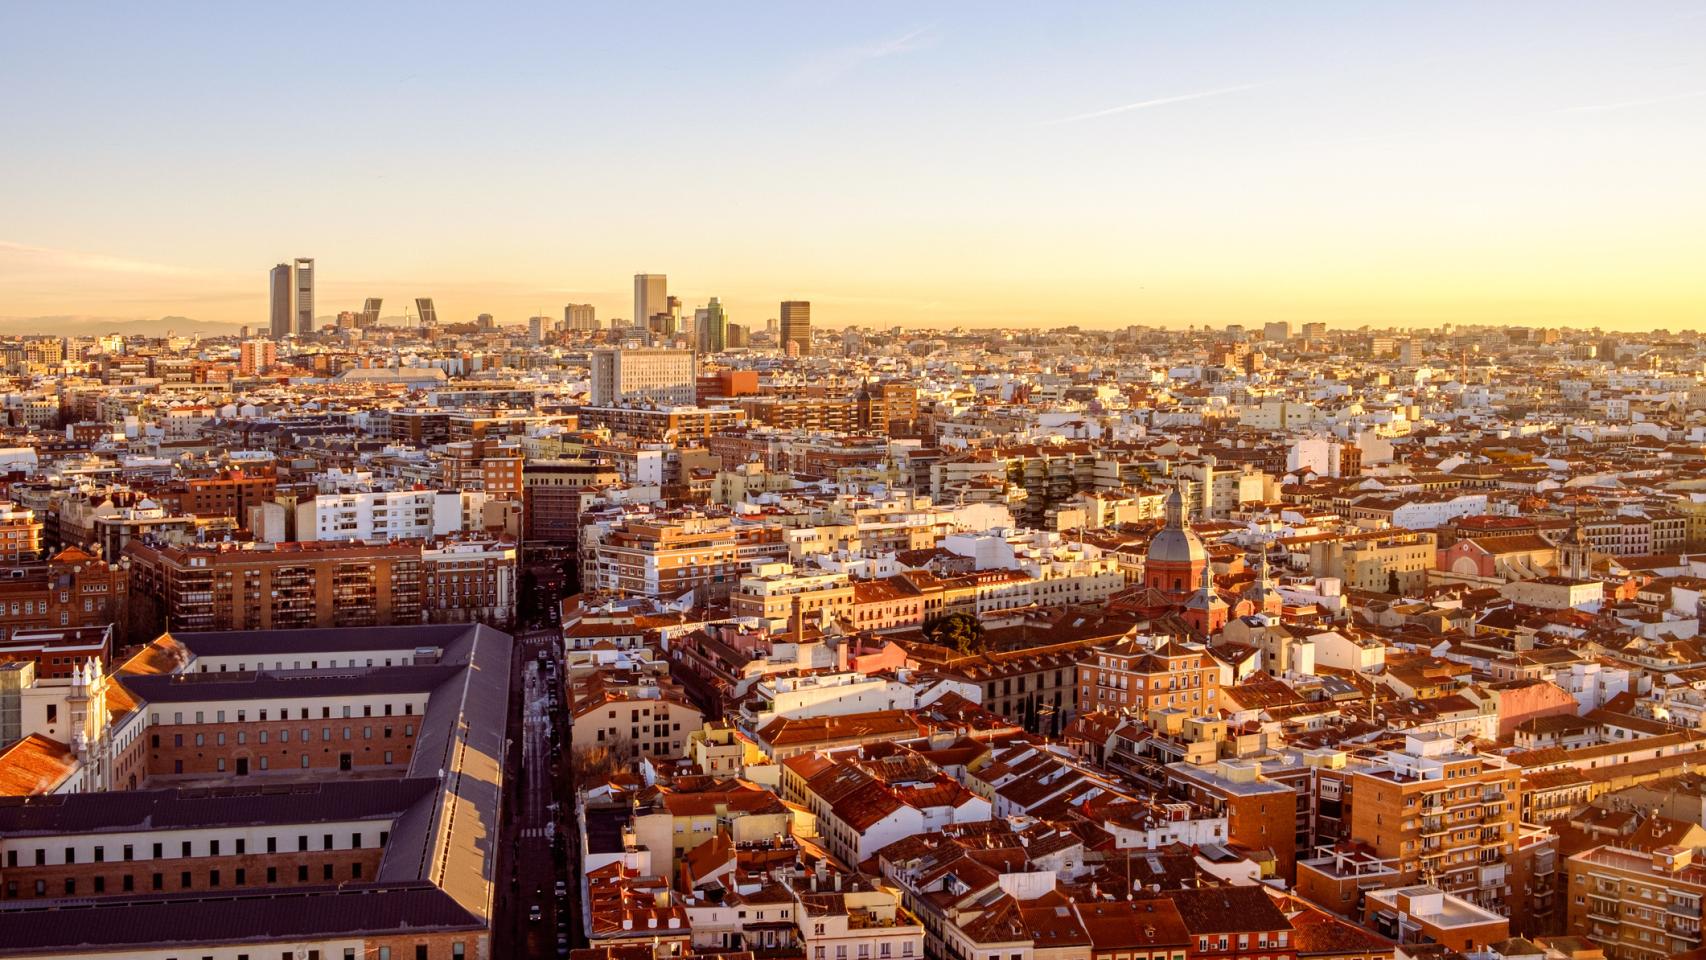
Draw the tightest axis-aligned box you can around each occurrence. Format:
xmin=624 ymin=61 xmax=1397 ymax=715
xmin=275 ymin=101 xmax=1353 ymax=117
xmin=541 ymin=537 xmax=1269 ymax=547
xmin=146 ymin=719 xmax=418 ymax=778
xmin=2 ymin=849 xmax=384 ymax=900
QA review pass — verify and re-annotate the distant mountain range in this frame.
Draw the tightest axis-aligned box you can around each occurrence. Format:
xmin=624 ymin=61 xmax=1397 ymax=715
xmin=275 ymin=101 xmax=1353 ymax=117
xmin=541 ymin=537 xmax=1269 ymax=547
xmin=0 ymin=315 xmax=245 ymax=337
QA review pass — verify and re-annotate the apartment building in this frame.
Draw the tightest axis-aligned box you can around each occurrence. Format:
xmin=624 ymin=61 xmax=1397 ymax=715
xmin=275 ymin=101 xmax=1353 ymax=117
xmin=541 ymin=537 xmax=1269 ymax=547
xmin=148 ymin=467 xmax=278 ymax=520
xmin=1281 ymin=529 xmax=1437 ymax=594
xmin=0 ymin=499 xmax=43 ymax=562
xmin=1343 ymin=733 xmax=1521 ymax=914
xmin=522 ymin=458 xmax=623 ymax=547
xmin=1566 ymin=842 xmax=1706 ymax=960
xmin=583 ymin=514 xmax=744 ymax=600
xmin=421 ymin=537 xmax=518 ymax=627
xmin=731 ymin=563 xmax=856 ymax=629
xmin=576 ymin=404 xmax=746 ymax=442
xmin=569 ymin=672 xmax=703 ymax=761
xmin=295 ymin=488 xmax=463 ymax=542
xmin=442 ymin=438 xmax=523 ymax=499
xmin=0 ymin=547 xmax=128 ymax=639
xmin=1076 ymin=635 xmax=1221 ymax=720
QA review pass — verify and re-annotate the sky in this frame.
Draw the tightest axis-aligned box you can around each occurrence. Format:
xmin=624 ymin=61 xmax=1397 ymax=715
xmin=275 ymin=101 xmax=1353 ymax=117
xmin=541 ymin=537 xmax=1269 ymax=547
xmin=1 ymin=2 xmax=1704 ymax=333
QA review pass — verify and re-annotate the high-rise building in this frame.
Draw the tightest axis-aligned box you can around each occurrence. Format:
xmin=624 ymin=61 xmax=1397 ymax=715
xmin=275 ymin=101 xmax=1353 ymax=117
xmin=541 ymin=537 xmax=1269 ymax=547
xmin=415 ymin=297 xmax=439 ymax=326
xmin=477 ymin=313 xmax=494 ymax=331
xmin=529 ymin=315 xmax=547 ymax=343
xmin=292 ymin=257 xmax=315 ymax=335
xmin=780 ymin=300 xmax=811 ymax=356
xmin=360 ymin=297 xmax=383 ymax=327
xmin=661 ymin=295 xmax=682 ymax=337
xmin=696 ymin=297 xmax=727 ymax=354
xmin=238 ymin=339 xmax=277 ymax=376
xmin=590 ymin=347 xmax=696 ymax=407
xmin=726 ymin=323 xmax=748 ymax=349
xmin=634 ymin=273 xmax=667 ymax=331
xmin=268 ymin=263 xmax=292 ymax=339
xmin=1263 ymin=320 xmax=1292 ymax=342
xmin=565 ymin=303 xmax=597 ymax=330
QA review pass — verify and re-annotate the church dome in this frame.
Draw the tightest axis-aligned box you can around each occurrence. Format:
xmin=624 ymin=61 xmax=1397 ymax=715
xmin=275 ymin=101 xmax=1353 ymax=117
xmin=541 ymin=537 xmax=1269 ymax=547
xmin=1147 ymin=486 xmax=1208 ymax=565
xmin=1148 ymin=525 xmax=1208 ymax=565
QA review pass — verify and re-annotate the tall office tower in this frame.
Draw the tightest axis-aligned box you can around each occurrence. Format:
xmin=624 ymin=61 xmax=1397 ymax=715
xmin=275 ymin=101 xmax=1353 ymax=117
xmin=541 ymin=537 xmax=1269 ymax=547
xmin=1262 ymin=320 xmax=1291 ymax=342
xmin=589 ymin=347 xmax=696 ymax=406
xmin=766 ymin=316 xmax=780 ymax=336
xmin=415 ymin=297 xmax=439 ymax=326
xmin=565 ymin=303 xmax=597 ymax=331
xmin=634 ymin=273 xmax=667 ymax=333
xmin=529 ymin=316 xmax=546 ymax=343
xmin=780 ymin=300 xmax=811 ymax=356
xmin=663 ymin=295 xmax=682 ymax=337
xmin=361 ymin=297 xmax=383 ymax=327
xmin=293 ymin=257 xmax=316 ymax=335
xmin=268 ymin=263 xmax=293 ymax=339
xmin=695 ymin=298 xmax=727 ymax=354
xmin=726 ymin=323 xmax=748 ymax=349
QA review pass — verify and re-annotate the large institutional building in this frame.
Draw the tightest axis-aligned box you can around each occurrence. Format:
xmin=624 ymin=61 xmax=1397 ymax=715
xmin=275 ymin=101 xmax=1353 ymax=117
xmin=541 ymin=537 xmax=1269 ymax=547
xmin=589 ymin=347 xmax=696 ymax=407
xmin=0 ymin=623 xmax=510 ymax=958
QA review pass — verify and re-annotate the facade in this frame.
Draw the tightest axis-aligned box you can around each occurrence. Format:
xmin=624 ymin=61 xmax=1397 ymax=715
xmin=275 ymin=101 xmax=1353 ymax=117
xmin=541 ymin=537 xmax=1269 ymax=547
xmin=697 ymin=297 xmax=728 ymax=354
xmin=293 ymin=256 xmax=315 ymax=335
xmin=414 ymin=296 xmax=438 ymax=326
xmin=1566 ymin=843 xmax=1705 ymax=960
xmin=267 ymin=262 xmax=292 ymax=339
xmin=522 ymin=459 xmax=623 ymax=547
xmin=0 ymin=624 xmax=509 ymax=958
xmin=566 ymin=302 xmax=598 ymax=330
xmin=590 ymin=347 xmax=696 ymax=407
xmin=634 ymin=273 xmax=667 ymax=329
xmin=576 ymin=404 xmax=746 ymax=442
xmin=583 ymin=515 xmax=743 ymax=600
xmin=126 ymin=537 xmax=519 ymax=632
xmin=237 ymin=339 xmax=276 ymax=375
xmin=1343 ymin=734 xmax=1521 ymax=914
xmin=1077 ymin=635 xmax=1221 ymax=720
xmin=0 ymin=499 xmax=43 ymax=563
xmin=780 ymin=300 xmax=811 ymax=356
xmin=295 ymin=488 xmax=463 ymax=542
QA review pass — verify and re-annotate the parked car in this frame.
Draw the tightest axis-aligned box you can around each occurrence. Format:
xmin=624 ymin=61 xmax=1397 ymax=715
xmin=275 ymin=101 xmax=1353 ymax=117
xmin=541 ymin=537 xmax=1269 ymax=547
xmin=528 ymin=903 xmax=543 ymax=923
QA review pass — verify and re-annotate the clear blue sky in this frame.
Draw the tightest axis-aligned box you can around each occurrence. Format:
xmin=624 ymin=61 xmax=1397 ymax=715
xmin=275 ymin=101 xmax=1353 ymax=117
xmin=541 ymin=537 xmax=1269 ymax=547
xmin=2 ymin=2 xmax=1704 ymax=330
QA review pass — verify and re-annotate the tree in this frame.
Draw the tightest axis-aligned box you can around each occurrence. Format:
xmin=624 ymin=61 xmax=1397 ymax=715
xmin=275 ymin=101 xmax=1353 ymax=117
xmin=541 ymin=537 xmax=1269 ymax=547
xmin=925 ymin=613 xmax=985 ymax=656
xmin=1387 ymin=570 xmax=1402 ymax=596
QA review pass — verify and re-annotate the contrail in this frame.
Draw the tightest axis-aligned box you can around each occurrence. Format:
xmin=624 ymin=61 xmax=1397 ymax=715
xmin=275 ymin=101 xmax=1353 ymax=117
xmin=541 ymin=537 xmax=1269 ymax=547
xmin=1045 ymin=83 xmax=1261 ymax=125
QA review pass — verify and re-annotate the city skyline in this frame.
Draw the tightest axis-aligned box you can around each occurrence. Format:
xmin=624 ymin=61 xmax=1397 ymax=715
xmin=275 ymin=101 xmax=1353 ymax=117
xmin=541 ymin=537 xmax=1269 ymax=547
xmin=2 ymin=3 xmax=1704 ymax=332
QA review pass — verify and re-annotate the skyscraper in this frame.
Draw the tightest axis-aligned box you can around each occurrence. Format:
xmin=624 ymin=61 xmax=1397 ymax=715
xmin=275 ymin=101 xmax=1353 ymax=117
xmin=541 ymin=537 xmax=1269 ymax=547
xmin=780 ymin=300 xmax=811 ymax=356
xmin=268 ymin=263 xmax=292 ymax=339
xmin=564 ymin=303 xmax=597 ymax=331
xmin=696 ymin=297 xmax=727 ymax=354
xmin=529 ymin=316 xmax=547 ymax=343
xmin=634 ymin=273 xmax=667 ymax=331
xmin=360 ymin=297 xmax=383 ymax=327
xmin=292 ymin=257 xmax=315 ymax=335
xmin=415 ymin=298 xmax=439 ymax=326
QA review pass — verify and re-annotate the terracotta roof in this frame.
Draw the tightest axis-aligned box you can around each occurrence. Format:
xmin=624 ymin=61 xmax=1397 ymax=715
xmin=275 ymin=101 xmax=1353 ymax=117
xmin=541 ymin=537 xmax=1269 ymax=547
xmin=0 ymin=734 xmax=77 ymax=797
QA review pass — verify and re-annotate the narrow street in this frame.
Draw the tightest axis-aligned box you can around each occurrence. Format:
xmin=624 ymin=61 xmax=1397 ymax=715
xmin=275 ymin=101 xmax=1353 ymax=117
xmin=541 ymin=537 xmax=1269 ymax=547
xmin=494 ymin=632 xmax=573 ymax=958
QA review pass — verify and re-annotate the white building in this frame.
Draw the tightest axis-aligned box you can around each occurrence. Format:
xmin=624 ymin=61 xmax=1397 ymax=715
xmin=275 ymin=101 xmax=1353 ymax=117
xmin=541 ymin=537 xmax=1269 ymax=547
xmin=295 ymin=489 xmax=463 ymax=542
xmin=590 ymin=347 xmax=696 ymax=407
